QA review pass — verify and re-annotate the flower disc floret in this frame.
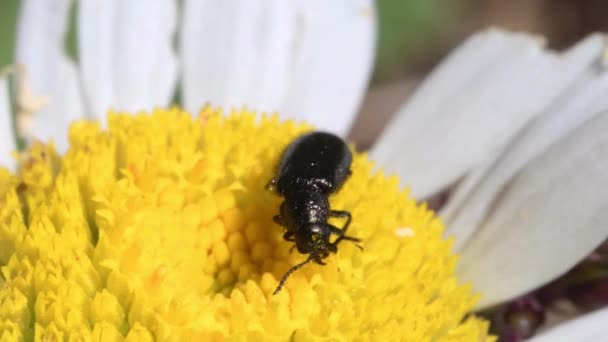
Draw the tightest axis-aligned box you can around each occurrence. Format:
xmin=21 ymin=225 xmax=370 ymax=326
xmin=0 ymin=107 xmax=492 ymax=341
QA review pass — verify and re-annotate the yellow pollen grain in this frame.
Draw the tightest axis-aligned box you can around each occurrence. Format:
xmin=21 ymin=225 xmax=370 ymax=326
xmin=395 ymin=226 xmax=416 ymax=238
xmin=0 ymin=108 xmax=493 ymax=341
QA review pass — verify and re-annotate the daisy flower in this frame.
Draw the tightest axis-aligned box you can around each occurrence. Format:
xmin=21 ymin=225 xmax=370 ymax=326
xmin=0 ymin=1 xmax=607 ymax=340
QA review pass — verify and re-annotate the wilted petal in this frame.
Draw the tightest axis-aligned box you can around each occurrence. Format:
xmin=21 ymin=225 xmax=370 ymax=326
xmin=371 ymin=30 xmax=605 ymax=198
xmin=0 ymin=77 xmax=16 ymax=169
xmin=180 ymin=0 xmax=375 ymax=136
xmin=15 ymin=0 xmax=85 ymax=151
xmin=457 ymin=112 xmax=608 ymax=309
xmin=78 ymin=0 xmax=178 ymax=118
xmin=445 ymin=66 xmax=608 ymax=251
xmin=529 ymin=307 xmax=608 ymax=342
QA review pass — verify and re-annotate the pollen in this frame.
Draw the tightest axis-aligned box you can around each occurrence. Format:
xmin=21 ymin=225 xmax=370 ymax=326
xmin=0 ymin=107 xmax=493 ymax=340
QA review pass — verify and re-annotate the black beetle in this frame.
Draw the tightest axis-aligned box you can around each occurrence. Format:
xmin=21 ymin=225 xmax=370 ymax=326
xmin=267 ymin=131 xmax=362 ymax=295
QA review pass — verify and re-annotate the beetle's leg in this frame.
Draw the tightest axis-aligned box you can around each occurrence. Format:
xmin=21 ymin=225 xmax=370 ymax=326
xmin=328 ymin=224 xmax=363 ymax=251
xmin=329 ymin=210 xmax=352 ymax=234
xmin=265 ymin=178 xmax=277 ymax=191
xmin=329 ymin=210 xmax=361 ymax=248
xmin=282 ymin=231 xmax=295 ymax=242
xmin=327 ymin=243 xmax=337 ymax=254
xmin=328 ymin=225 xmax=345 ymax=237
xmin=275 ymin=202 xmax=292 ymax=228
xmin=282 ymin=231 xmax=297 ymax=253
xmin=312 ymin=257 xmax=327 ymax=266
xmin=273 ymin=215 xmax=286 ymax=226
xmin=340 ymin=236 xmax=364 ymax=251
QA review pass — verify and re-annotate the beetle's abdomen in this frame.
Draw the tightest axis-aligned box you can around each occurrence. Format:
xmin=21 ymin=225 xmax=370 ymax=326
xmin=276 ymin=132 xmax=352 ymax=195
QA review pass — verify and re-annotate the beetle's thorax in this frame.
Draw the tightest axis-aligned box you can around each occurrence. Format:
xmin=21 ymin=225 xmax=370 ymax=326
xmin=280 ymin=188 xmax=329 ymax=229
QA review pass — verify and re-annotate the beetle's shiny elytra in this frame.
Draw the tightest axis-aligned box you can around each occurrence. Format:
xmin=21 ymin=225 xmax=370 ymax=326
xmin=268 ymin=132 xmax=362 ymax=295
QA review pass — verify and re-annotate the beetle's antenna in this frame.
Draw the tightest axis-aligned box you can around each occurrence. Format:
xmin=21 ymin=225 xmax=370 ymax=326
xmin=273 ymin=256 xmax=313 ymax=295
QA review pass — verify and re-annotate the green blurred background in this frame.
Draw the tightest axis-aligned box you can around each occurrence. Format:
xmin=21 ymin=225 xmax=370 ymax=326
xmin=0 ymin=0 xmax=18 ymax=67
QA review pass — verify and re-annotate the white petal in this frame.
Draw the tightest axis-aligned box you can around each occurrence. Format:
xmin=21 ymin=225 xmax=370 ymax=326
xmin=457 ymin=112 xmax=608 ymax=309
xmin=181 ymin=0 xmax=291 ymax=113
xmin=180 ymin=0 xmax=375 ymax=136
xmin=0 ymin=77 xmax=16 ymax=170
xmin=529 ymin=307 xmax=608 ymax=342
xmin=370 ymin=30 xmax=605 ymax=199
xmin=15 ymin=0 xmax=85 ymax=151
xmin=79 ymin=0 xmax=178 ymax=119
xmin=440 ymin=155 xmax=496 ymax=250
xmin=77 ymin=0 xmax=114 ymax=119
xmin=279 ymin=0 xmax=375 ymax=135
xmin=445 ymin=68 xmax=608 ymax=251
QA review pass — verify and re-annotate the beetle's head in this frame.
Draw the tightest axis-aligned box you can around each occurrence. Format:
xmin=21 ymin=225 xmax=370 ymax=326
xmin=295 ymin=223 xmax=337 ymax=258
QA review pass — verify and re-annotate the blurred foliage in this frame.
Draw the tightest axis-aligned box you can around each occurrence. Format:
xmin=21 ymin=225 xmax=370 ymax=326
xmin=0 ymin=0 xmax=78 ymax=65
xmin=65 ymin=2 xmax=79 ymax=62
xmin=374 ymin=0 xmax=465 ymax=82
xmin=0 ymin=0 xmax=18 ymax=67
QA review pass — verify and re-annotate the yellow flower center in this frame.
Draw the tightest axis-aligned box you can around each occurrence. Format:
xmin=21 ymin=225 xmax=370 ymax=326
xmin=0 ymin=107 xmax=492 ymax=340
